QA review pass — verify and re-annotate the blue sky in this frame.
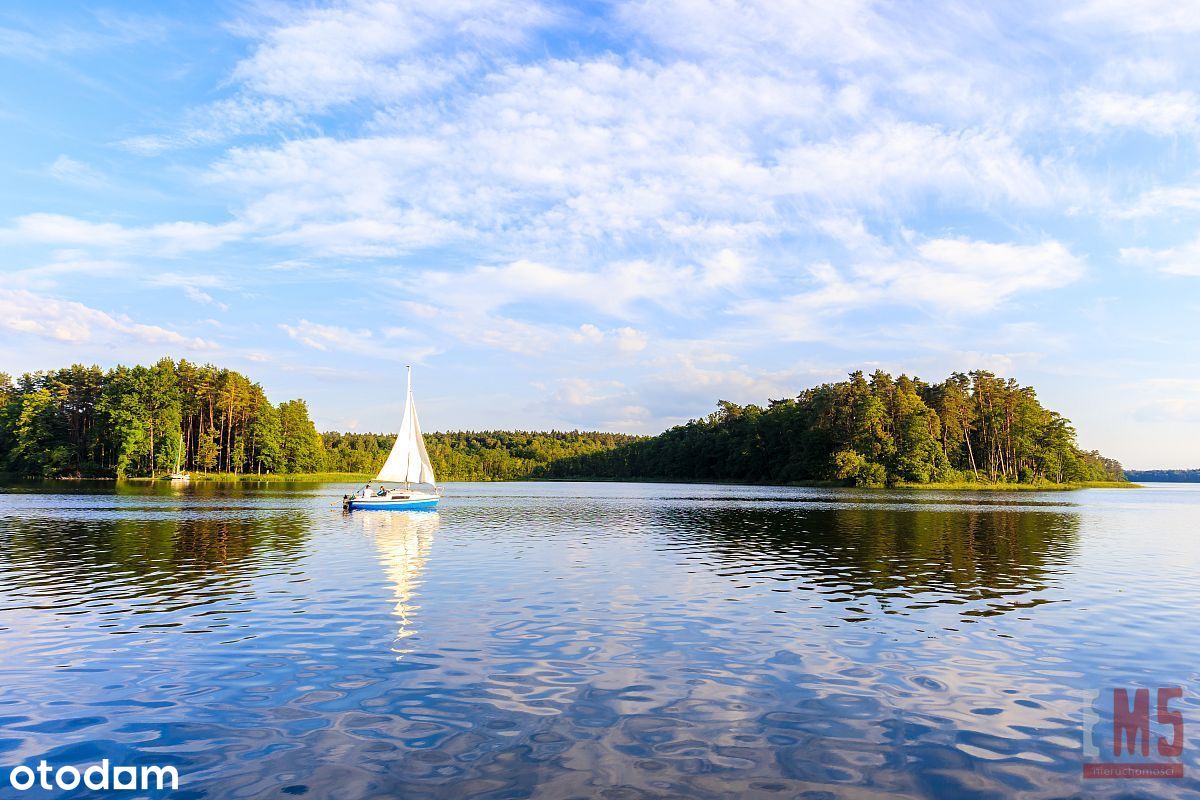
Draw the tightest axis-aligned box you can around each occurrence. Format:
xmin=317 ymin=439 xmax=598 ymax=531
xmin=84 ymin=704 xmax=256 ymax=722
xmin=2 ymin=1 xmax=1199 ymax=468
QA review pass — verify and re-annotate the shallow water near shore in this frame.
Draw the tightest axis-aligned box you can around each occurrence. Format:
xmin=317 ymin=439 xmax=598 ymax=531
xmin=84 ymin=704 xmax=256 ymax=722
xmin=0 ymin=480 xmax=1197 ymax=799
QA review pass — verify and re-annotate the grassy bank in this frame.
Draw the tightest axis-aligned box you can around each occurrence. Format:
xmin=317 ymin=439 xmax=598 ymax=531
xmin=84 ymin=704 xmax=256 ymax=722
xmin=891 ymin=479 xmax=1139 ymax=491
xmin=129 ymin=472 xmax=373 ymax=483
xmin=531 ymin=476 xmax=1139 ymax=490
xmin=15 ymin=474 xmax=1139 ymax=490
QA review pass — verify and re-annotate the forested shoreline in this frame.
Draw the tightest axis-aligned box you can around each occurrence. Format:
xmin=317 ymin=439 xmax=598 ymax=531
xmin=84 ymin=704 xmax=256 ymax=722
xmin=1124 ymin=469 xmax=1200 ymax=483
xmin=324 ymin=430 xmax=642 ymax=481
xmin=543 ymin=370 xmax=1126 ymax=487
xmin=0 ymin=360 xmax=325 ymax=478
xmin=1 ymin=361 xmax=1125 ymax=487
xmin=0 ymin=360 xmax=641 ymax=480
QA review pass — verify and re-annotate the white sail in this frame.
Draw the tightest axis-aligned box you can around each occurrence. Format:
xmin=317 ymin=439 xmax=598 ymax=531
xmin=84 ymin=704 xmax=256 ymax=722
xmin=375 ymin=368 xmax=437 ymax=486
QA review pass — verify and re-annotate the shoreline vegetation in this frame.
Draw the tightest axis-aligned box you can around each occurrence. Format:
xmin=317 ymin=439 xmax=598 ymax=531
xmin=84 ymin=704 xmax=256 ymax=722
xmin=1 ymin=359 xmax=1130 ymax=490
xmin=13 ymin=474 xmax=1138 ymax=491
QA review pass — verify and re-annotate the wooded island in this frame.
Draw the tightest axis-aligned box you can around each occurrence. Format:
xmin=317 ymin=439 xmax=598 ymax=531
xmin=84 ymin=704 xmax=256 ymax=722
xmin=0 ymin=359 xmax=1125 ymax=487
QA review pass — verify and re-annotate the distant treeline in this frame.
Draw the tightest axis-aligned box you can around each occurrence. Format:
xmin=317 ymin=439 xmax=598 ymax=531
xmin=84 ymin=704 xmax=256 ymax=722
xmin=543 ymin=370 xmax=1125 ymax=487
xmin=325 ymin=430 xmax=643 ymax=481
xmin=1124 ymin=469 xmax=1200 ymax=483
xmin=0 ymin=360 xmax=641 ymax=480
xmin=1 ymin=362 xmax=1124 ymax=487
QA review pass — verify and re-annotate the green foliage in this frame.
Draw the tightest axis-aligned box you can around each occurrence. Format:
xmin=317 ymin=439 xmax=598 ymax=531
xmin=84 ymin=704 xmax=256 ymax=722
xmin=9 ymin=387 xmax=72 ymax=477
xmin=324 ymin=430 xmax=644 ymax=481
xmin=0 ymin=361 xmax=324 ymax=478
xmin=278 ymin=400 xmax=325 ymax=473
xmin=0 ymin=361 xmax=636 ymax=481
xmin=545 ymin=370 xmax=1127 ymax=486
xmin=1124 ymin=469 xmax=1200 ymax=482
xmin=0 ymin=362 xmax=1125 ymax=488
xmin=832 ymin=449 xmax=886 ymax=487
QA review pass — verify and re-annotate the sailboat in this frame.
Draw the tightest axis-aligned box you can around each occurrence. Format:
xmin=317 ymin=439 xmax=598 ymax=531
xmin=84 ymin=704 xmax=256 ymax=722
xmin=344 ymin=367 xmax=440 ymax=511
xmin=166 ymin=432 xmax=190 ymax=482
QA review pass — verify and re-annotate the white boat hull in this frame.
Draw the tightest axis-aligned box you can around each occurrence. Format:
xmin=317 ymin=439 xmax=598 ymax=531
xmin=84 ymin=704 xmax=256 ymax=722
xmin=346 ymin=491 xmax=439 ymax=511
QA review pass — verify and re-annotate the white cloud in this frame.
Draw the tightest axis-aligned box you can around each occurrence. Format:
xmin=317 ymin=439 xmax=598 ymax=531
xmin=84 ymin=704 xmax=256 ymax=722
xmin=148 ymin=272 xmax=224 ymax=289
xmin=535 ymin=377 xmax=659 ymax=431
xmin=550 ymin=377 xmax=619 ymax=408
xmin=187 ymin=49 xmax=1067 ymax=262
xmin=1132 ymin=379 xmax=1200 ymax=423
xmin=771 ymin=122 xmax=1059 ymax=207
xmin=0 ymin=13 xmax=168 ymax=61
xmin=47 ymin=155 xmax=107 ymax=187
xmin=409 ymin=256 xmax=742 ymax=320
xmin=1094 ymin=57 xmax=1178 ymax=87
xmin=231 ymin=0 xmax=554 ymax=111
xmin=208 ymin=136 xmax=464 ymax=255
xmin=119 ymin=98 xmax=302 ymax=155
xmin=3 ymin=213 xmax=242 ymax=255
xmin=733 ymin=238 xmax=1085 ymax=340
xmin=280 ymin=319 xmax=372 ymax=352
xmin=1073 ymin=89 xmax=1200 ymax=135
xmin=378 ymin=264 xmax=673 ymax=359
xmin=731 ymin=262 xmax=873 ymax=342
xmin=1112 ymin=185 xmax=1200 ymax=219
xmin=8 ymin=252 xmax=129 ymax=288
xmin=536 ymin=361 xmax=796 ymax=432
xmin=0 ymin=289 xmax=216 ymax=349
xmin=1121 ymin=238 xmax=1200 ymax=276
xmin=570 ymin=354 xmax=832 ymax=431
xmin=1063 ymin=0 xmax=1200 ymax=35
xmin=279 ymin=319 xmax=438 ymax=361
xmin=183 ymin=286 xmax=229 ymax=310
xmin=148 ymin=273 xmax=231 ymax=308
xmin=569 ymin=324 xmax=648 ymax=353
xmin=467 ymin=315 xmax=561 ymax=356
xmin=126 ymin=0 xmax=558 ymax=151
xmin=184 ymin=287 xmax=210 ymax=303
xmin=617 ymin=0 xmax=889 ymax=64
xmin=261 ymin=212 xmax=464 ymax=257
xmin=880 ymin=238 xmax=1086 ymax=311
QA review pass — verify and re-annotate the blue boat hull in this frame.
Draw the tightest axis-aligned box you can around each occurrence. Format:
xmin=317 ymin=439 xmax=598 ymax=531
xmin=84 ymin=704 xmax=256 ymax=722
xmin=346 ymin=497 xmax=439 ymax=511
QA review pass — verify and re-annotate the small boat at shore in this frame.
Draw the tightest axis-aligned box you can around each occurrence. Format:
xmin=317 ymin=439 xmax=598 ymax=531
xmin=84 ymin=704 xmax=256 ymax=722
xmin=166 ymin=433 xmax=190 ymax=482
xmin=344 ymin=367 xmax=440 ymax=511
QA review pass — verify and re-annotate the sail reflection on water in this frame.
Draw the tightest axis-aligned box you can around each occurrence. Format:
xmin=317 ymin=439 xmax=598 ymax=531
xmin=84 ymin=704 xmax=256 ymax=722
xmin=356 ymin=511 xmax=439 ymax=647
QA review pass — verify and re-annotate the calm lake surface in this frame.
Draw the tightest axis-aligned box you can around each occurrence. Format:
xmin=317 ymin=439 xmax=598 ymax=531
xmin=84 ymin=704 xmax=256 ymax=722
xmin=0 ymin=481 xmax=1198 ymax=799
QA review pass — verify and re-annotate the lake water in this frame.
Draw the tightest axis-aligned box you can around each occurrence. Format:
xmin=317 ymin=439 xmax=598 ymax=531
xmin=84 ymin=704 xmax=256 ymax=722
xmin=0 ymin=481 xmax=1198 ymax=799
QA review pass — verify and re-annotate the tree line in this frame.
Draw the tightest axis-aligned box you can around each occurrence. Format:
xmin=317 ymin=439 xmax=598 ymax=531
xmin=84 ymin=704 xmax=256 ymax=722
xmin=324 ymin=430 xmax=643 ymax=481
xmin=1 ymin=362 xmax=1124 ymax=486
xmin=0 ymin=360 xmax=325 ymax=478
xmin=542 ymin=370 xmax=1126 ymax=486
xmin=1123 ymin=469 xmax=1198 ymax=483
xmin=0 ymin=360 xmax=640 ymax=480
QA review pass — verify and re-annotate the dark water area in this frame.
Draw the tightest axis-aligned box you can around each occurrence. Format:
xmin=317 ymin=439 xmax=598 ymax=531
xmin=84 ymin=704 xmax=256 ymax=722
xmin=0 ymin=481 xmax=1198 ymax=799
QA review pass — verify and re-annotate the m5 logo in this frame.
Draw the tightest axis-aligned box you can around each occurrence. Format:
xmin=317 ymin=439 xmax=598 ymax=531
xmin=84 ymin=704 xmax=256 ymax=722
xmin=1083 ymin=687 xmax=1185 ymax=780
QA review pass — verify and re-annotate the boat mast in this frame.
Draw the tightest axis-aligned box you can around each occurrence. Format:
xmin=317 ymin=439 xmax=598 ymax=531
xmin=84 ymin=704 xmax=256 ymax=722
xmin=405 ymin=365 xmax=411 ymax=491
